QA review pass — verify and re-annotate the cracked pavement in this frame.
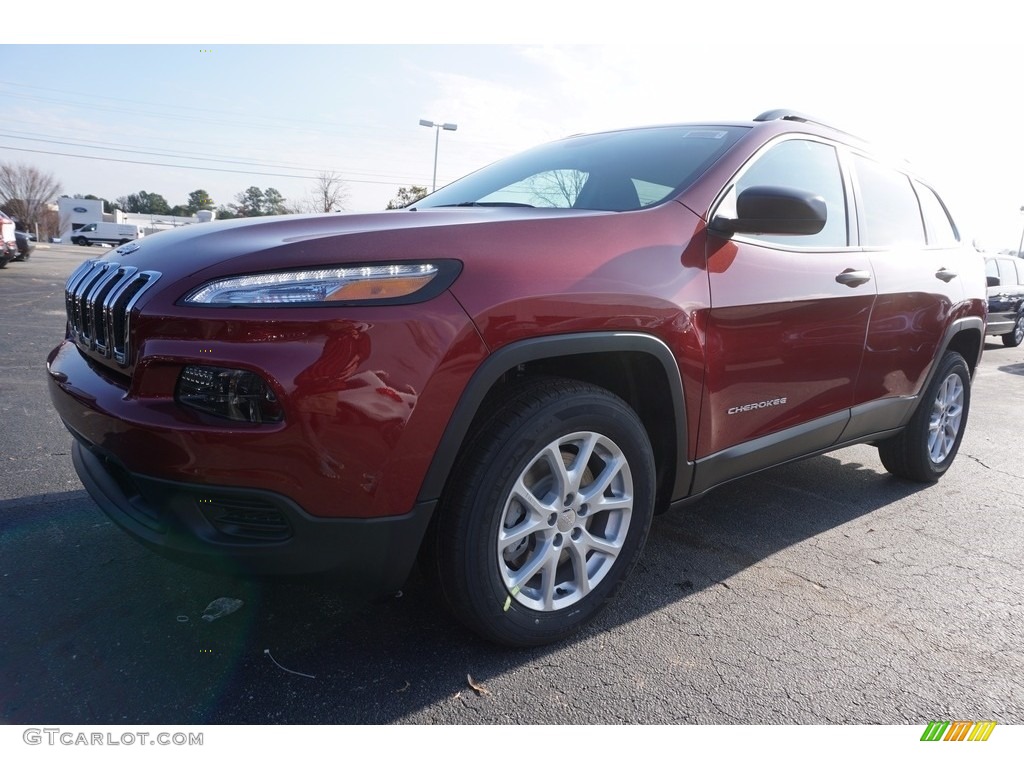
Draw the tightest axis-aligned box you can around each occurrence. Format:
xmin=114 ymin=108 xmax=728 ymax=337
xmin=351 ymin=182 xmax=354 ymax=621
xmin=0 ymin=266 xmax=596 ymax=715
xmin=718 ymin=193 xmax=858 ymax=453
xmin=2 ymin=245 xmax=1022 ymax=724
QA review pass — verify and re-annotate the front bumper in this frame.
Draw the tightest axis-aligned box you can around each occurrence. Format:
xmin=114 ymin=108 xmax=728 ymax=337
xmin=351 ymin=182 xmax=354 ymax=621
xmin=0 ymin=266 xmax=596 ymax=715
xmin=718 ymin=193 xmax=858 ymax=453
xmin=70 ymin=436 xmax=434 ymax=591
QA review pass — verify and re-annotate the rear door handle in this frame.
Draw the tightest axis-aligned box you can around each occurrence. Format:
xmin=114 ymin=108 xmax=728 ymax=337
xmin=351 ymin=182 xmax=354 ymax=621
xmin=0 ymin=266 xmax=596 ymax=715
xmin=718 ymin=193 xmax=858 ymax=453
xmin=835 ymin=269 xmax=872 ymax=287
xmin=935 ymin=268 xmax=957 ymax=283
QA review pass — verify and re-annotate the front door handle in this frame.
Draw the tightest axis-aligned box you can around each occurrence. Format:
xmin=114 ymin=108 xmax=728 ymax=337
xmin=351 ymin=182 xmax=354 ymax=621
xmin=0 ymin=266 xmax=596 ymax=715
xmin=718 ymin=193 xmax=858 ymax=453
xmin=835 ymin=269 xmax=872 ymax=287
xmin=935 ymin=268 xmax=957 ymax=283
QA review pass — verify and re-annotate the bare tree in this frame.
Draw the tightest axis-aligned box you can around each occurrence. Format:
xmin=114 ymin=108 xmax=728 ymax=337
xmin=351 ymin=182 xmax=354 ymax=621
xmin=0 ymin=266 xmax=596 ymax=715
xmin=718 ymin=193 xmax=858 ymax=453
xmin=526 ymin=169 xmax=587 ymax=208
xmin=0 ymin=163 xmax=61 ymax=230
xmin=303 ymin=171 xmax=349 ymax=213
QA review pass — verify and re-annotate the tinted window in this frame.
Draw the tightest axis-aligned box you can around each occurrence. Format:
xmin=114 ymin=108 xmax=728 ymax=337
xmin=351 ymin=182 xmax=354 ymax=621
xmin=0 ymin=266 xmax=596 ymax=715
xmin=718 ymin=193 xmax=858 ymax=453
xmin=416 ymin=126 xmax=748 ymax=211
xmin=914 ymin=182 xmax=959 ymax=247
xmin=721 ymin=138 xmax=848 ymax=248
xmin=480 ymin=169 xmax=589 ymax=208
xmin=854 ymin=156 xmax=925 ymax=247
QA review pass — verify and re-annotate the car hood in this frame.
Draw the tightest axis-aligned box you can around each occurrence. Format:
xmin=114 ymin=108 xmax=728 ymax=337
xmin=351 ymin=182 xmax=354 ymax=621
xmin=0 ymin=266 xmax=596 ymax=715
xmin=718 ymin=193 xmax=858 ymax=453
xmin=96 ymin=208 xmax=611 ymax=285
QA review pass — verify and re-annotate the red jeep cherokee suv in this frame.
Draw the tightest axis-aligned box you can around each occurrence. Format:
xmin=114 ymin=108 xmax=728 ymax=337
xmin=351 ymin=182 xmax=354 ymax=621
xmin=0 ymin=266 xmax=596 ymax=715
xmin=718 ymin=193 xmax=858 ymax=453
xmin=48 ymin=110 xmax=987 ymax=646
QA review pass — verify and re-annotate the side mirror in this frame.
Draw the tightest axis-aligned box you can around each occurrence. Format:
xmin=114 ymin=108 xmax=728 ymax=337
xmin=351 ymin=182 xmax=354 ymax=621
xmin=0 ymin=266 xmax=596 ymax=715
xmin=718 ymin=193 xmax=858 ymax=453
xmin=987 ymin=275 xmax=1000 ymax=288
xmin=712 ymin=186 xmax=827 ymax=236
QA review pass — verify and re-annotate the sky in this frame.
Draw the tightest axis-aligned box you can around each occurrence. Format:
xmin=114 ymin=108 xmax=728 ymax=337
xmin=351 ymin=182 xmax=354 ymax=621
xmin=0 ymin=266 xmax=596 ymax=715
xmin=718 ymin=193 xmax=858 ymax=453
xmin=3 ymin=6 xmax=1023 ymax=251
xmin=3 ymin=4 xmax=1023 ymax=756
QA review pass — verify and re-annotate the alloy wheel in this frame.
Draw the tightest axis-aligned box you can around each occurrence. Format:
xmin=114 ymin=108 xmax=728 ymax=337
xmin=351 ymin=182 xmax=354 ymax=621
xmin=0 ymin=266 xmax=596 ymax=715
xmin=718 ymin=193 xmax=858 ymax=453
xmin=497 ymin=430 xmax=633 ymax=612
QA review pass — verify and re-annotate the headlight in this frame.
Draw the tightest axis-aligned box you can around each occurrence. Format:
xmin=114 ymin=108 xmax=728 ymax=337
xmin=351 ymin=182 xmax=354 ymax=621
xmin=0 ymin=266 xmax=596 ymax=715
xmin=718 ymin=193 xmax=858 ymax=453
xmin=181 ymin=262 xmax=457 ymax=306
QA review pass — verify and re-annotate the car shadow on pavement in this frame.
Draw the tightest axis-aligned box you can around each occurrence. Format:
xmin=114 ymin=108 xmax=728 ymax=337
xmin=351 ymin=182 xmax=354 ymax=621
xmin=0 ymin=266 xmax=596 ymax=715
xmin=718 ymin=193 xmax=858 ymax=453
xmin=0 ymin=450 xmax=924 ymax=724
xmin=997 ymin=362 xmax=1024 ymax=376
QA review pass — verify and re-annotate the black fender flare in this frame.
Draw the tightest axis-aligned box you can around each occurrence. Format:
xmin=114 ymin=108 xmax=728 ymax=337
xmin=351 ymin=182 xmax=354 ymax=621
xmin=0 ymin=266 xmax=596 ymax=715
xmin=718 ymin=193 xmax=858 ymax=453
xmin=936 ymin=315 xmax=985 ymax=376
xmin=416 ymin=331 xmax=693 ymax=504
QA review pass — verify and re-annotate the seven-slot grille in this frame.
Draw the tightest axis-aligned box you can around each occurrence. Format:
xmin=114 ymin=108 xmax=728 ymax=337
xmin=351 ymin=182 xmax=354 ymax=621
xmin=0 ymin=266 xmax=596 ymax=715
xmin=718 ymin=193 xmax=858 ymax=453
xmin=64 ymin=259 xmax=161 ymax=367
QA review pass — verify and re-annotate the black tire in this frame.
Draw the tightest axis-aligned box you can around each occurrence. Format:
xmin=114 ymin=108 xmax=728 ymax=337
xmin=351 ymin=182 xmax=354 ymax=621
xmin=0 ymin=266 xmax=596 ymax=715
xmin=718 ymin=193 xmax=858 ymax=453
xmin=72 ymin=236 xmax=86 ymax=246
xmin=118 ymin=239 xmax=129 ymax=245
xmin=423 ymin=377 xmax=656 ymax=647
xmin=1002 ymin=311 xmax=1024 ymax=348
xmin=877 ymin=351 xmax=971 ymax=483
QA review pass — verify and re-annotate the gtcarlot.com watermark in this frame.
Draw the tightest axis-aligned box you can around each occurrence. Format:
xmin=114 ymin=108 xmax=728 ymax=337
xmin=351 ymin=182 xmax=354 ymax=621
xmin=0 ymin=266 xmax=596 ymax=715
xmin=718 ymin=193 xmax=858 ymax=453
xmin=23 ymin=729 xmax=203 ymax=747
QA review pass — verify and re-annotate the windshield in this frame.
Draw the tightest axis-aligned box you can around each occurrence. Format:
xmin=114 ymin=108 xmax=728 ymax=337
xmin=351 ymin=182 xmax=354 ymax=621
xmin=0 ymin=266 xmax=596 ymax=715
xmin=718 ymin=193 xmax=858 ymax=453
xmin=414 ymin=125 xmax=747 ymax=212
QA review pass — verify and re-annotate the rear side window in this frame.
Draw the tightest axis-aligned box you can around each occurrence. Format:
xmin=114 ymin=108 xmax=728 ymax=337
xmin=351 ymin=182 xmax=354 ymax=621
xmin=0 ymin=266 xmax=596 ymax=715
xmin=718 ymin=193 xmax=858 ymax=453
xmin=728 ymin=138 xmax=848 ymax=248
xmin=998 ymin=259 xmax=1021 ymax=286
xmin=914 ymin=182 xmax=959 ymax=247
xmin=853 ymin=156 xmax=926 ymax=247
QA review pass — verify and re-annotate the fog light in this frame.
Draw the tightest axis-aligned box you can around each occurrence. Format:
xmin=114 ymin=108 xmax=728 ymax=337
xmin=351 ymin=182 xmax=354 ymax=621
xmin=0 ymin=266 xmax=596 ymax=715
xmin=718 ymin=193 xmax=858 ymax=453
xmin=176 ymin=366 xmax=283 ymax=423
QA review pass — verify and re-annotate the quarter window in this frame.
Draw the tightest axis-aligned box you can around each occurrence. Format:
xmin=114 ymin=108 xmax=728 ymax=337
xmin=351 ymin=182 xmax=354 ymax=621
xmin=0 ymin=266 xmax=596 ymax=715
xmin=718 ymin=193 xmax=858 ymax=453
xmin=914 ymin=182 xmax=959 ymax=247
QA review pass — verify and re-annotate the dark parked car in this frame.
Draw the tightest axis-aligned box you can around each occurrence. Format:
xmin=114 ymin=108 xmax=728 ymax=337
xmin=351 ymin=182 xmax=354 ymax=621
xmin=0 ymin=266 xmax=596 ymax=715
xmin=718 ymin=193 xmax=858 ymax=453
xmin=14 ymin=230 xmax=35 ymax=261
xmin=984 ymin=256 xmax=1024 ymax=346
xmin=48 ymin=110 xmax=987 ymax=646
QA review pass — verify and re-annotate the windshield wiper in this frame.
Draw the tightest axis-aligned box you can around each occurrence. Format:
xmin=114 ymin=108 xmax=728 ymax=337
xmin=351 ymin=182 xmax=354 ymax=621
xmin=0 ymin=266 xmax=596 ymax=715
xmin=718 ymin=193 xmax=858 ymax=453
xmin=432 ymin=201 xmax=536 ymax=208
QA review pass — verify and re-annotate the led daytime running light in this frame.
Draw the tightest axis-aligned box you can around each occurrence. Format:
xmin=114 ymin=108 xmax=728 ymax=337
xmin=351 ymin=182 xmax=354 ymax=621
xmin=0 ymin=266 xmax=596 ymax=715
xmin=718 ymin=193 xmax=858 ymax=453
xmin=184 ymin=264 xmax=439 ymax=305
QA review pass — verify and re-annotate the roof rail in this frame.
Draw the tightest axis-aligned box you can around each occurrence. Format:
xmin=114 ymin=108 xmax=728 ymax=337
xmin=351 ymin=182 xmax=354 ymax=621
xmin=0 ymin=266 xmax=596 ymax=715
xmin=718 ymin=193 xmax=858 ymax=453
xmin=753 ymin=109 xmax=861 ymax=140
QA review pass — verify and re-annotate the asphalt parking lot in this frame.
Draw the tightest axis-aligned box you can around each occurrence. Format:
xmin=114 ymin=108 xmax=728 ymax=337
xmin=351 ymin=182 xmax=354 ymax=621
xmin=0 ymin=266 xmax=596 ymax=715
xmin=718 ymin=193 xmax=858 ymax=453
xmin=1 ymin=244 xmax=1022 ymax=725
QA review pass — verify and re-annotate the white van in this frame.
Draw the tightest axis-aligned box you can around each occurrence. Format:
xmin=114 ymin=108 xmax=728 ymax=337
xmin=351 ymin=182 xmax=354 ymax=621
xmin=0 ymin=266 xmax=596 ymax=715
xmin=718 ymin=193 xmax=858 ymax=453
xmin=71 ymin=223 xmax=143 ymax=247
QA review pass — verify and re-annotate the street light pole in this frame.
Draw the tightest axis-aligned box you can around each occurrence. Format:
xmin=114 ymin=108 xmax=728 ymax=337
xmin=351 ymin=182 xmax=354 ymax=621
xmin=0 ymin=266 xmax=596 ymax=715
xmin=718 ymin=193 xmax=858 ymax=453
xmin=1017 ymin=205 xmax=1024 ymax=258
xmin=419 ymin=119 xmax=458 ymax=192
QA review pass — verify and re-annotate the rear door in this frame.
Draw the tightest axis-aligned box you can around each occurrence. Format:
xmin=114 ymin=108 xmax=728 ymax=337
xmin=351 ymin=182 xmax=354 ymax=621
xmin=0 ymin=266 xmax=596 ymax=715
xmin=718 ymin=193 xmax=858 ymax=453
xmin=849 ymin=156 xmax=971 ymax=418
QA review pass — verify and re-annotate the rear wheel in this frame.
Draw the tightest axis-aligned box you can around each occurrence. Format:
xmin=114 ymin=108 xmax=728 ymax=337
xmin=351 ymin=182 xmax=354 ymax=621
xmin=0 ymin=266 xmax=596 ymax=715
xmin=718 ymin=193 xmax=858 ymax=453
xmin=1002 ymin=311 xmax=1024 ymax=347
xmin=877 ymin=351 xmax=970 ymax=482
xmin=424 ymin=378 xmax=656 ymax=647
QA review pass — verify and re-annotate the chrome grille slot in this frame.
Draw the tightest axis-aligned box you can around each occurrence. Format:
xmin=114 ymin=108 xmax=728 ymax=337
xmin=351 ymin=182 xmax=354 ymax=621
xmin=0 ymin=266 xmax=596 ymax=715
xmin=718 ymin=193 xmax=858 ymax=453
xmin=109 ymin=271 xmax=160 ymax=365
xmin=64 ymin=259 xmax=161 ymax=367
xmin=70 ymin=261 xmax=117 ymax=342
xmin=64 ymin=259 xmax=96 ymax=323
xmin=92 ymin=267 xmax=138 ymax=356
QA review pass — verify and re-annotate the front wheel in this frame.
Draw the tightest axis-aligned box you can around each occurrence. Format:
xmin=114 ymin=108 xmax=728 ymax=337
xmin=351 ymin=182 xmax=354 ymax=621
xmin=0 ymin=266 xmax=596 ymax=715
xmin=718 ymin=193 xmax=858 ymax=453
xmin=424 ymin=378 xmax=656 ymax=647
xmin=72 ymin=236 xmax=87 ymax=246
xmin=877 ymin=351 xmax=971 ymax=482
xmin=1002 ymin=311 xmax=1024 ymax=348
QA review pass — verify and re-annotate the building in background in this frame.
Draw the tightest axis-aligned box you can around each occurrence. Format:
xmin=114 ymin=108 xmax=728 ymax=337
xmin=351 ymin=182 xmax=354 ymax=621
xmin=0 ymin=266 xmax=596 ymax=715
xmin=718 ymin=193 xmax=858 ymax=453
xmin=57 ymin=197 xmax=215 ymax=241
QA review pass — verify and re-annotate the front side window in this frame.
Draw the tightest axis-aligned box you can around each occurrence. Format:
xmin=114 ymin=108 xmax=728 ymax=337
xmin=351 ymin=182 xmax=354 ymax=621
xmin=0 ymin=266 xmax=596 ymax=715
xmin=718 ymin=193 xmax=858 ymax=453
xmin=720 ymin=138 xmax=848 ymax=248
xmin=853 ymin=156 xmax=926 ymax=248
xmin=986 ymin=259 xmax=1000 ymax=281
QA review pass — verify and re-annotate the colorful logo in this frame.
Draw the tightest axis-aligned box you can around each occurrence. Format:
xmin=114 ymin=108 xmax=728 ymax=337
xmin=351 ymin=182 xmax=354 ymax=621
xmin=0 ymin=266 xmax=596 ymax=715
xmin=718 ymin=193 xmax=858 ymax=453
xmin=920 ymin=720 xmax=996 ymax=742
